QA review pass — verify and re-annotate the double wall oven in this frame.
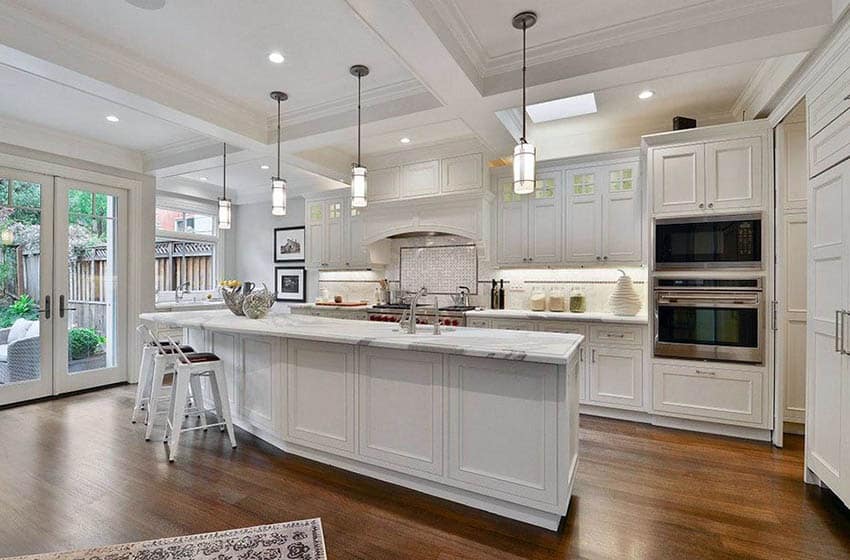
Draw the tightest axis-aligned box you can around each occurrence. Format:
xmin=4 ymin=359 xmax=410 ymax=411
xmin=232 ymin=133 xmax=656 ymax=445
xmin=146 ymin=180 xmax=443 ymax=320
xmin=653 ymin=214 xmax=765 ymax=365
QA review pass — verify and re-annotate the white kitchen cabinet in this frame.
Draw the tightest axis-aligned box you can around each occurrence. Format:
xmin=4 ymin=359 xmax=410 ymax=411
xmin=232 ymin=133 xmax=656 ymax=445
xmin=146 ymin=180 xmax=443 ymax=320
xmin=447 ymin=355 xmax=559 ymax=505
xmin=651 ymin=144 xmax=705 ymax=215
xmin=806 ymin=159 xmax=850 ymax=505
xmin=441 ymin=153 xmax=482 ymax=193
xmin=345 ymin=204 xmax=370 ymax=268
xmin=705 ymin=137 xmax=763 ymax=211
xmin=650 ymin=136 xmax=764 ymax=215
xmin=589 ymin=346 xmax=643 ymax=408
xmin=496 ymin=172 xmax=562 ymax=265
xmin=401 ymin=160 xmax=440 ymax=198
xmin=305 ymin=198 xmax=344 ymax=269
xmin=358 ymin=347 xmax=444 ymax=475
xmin=652 ymin=362 xmax=765 ymax=426
xmin=467 ymin=317 xmax=492 ymax=329
xmin=490 ymin=318 xmax=539 ymax=331
xmin=285 ymin=340 xmax=356 ymax=453
xmin=565 ymin=162 xmax=641 ymax=263
xmin=239 ymin=335 xmax=280 ymax=433
xmin=369 ymin=167 xmax=400 ymax=202
xmin=538 ymin=321 xmax=588 ymax=401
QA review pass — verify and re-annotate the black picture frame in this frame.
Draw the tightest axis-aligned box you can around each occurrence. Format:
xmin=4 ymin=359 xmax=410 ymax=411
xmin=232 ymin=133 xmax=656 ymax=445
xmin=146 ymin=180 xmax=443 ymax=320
xmin=275 ymin=266 xmax=307 ymax=302
xmin=274 ymin=226 xmax=306 ymax=262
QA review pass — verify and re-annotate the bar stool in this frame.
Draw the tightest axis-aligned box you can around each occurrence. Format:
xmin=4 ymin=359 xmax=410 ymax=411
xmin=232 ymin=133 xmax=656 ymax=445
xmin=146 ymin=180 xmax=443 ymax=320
xmin=131 ymin=325 xmax=196 ymax=424
xmin=135 ymin=326 xmax=209 ymax=443
xmin=162 ymin=335 xmax=236 ymax=462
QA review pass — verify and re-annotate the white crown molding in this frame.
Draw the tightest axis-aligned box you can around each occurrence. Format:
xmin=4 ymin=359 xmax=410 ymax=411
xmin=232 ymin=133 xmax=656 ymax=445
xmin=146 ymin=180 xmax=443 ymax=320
xmin=427 ymin=0 xmax=802 ymax=79
xmin=732 ymin=52 xmax=808 ymax=119
xmin=0 ymin=1 xmax=267 ymax=141
xmin=270 ymin=79 xmax=430 ymax=129
xmin=142 ymin=136 xmax=221 ymax=162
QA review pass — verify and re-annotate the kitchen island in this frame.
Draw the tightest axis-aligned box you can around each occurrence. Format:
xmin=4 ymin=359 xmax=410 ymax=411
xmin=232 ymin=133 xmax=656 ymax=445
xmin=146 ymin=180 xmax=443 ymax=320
xmin=138 ymin=309 xmax=582 ymax=530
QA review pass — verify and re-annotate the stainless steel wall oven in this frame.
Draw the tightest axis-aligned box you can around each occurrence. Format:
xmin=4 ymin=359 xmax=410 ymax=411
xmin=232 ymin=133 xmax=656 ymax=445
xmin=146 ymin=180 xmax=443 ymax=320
xmin=653 ymin=278 xmax=764 ymax=364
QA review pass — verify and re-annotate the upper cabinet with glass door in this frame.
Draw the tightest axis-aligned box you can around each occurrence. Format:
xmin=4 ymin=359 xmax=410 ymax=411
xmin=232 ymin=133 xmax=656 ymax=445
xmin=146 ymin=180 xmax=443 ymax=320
xmin=496 ymin=171 xmax=562 ymax=265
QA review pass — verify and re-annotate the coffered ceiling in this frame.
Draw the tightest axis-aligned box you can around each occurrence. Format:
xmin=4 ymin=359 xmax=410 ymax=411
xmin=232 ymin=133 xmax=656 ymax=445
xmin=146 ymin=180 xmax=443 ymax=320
xmin=0 ymin=0 xmax=835 ymax=197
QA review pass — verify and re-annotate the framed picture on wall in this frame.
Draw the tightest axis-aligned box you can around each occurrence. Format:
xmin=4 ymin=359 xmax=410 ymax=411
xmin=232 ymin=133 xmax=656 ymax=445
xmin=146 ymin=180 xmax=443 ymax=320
xmin=275 ymin=267 xmax=306 ymax=302
xmin=274 ymin=226 xmax=306 ymax=262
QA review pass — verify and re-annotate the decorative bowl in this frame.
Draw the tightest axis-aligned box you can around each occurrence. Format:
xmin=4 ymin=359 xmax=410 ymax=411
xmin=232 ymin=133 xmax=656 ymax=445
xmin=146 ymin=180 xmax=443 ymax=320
xmin=242 ymin=284 xmax=275 ymax=319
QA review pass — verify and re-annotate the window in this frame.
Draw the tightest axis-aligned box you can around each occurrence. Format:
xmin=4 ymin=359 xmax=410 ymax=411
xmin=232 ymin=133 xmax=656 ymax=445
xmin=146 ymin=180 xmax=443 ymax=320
xmin=155 ymin=203 xmax=218 ymax=293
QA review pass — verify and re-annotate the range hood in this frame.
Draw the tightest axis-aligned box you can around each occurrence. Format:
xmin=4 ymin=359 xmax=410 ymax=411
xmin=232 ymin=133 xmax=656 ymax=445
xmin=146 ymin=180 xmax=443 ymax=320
xmin=386 ymin=231 xmax=454 ymax=239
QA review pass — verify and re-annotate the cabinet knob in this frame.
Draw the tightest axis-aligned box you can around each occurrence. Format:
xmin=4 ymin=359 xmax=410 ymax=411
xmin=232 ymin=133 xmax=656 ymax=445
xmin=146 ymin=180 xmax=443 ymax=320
xmin=603 ymin=256 xmax=608 ymax=260
xmin=699 ymin=203 xmax=705 ymax=209
xmin=708 ymin=203 xmax=714 ymax=208
xmin=522 ymin=258 xmax=527 ymax=262
xmin=529 ymin=257 xmax=533 ymax=262
xmin=596 ymin=256 xmax=601 ymax=261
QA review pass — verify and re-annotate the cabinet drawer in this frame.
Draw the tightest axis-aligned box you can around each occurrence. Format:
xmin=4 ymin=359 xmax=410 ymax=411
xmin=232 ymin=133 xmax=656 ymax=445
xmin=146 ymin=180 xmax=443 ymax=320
xmin=652 ymin=363 xmax=764 ymax=425
xmin=809 ymin=106 xmax=850 ymax=178
xmin=590 ymin=325 xmax=643 ymax=346
xmin=467 ymin=318 xmax=492 ymax=329
xmin=491 ymin=318 xmax=539 ymax=331
xmin=537 ymin=321 xmax=587 ymax=336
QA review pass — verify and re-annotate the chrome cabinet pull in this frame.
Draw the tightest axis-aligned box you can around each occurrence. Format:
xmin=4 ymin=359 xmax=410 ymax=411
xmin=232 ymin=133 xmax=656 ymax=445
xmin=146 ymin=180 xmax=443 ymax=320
xmin=580 ymin=347 xmax=584 ymax=362
xmin=842 ymin=310 xmax=849 ymax=356
xmin=591 ymin=349 xmax=596 ymax=363
xmin=837 ymin=310 xmax=843 ymax=353
xmin=695 ymin=369 xmax=716 ymax=376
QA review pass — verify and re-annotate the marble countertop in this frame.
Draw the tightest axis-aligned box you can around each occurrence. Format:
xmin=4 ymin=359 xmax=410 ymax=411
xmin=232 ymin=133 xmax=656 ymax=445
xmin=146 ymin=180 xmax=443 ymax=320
xmin=154 ymin=300 xmax=227 ymax=311
xmin=290 ymin=303 xmax=369 ymax=311
xmin=139 ymin=309 xmax=581 ymax=365
xmin=466 ymin=309 xmax=648 ymax=325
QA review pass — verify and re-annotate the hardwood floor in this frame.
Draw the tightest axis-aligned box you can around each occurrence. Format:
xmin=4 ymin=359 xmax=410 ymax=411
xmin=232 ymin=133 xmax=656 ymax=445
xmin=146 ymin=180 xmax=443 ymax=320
xmin=0 ymin=385 xmax=848 ymax=559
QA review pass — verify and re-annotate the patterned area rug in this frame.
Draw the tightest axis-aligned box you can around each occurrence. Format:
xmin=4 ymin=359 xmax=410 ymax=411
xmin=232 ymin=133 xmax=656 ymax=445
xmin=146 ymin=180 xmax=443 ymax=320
xmin=5 ymin=519 xmax=325 ymax=560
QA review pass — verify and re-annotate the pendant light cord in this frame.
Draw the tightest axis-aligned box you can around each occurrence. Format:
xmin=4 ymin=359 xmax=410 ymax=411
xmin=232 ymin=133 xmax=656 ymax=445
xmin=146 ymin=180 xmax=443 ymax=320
xmin=521 ymin=21 xmax=527 ymax=144
xmin=357 ymin=74 xmax=362 ymax=167
xmin=222 ymin=142 xmax=226 ymax=199
xmin=276 ymin=97 xmax=281 ymax=179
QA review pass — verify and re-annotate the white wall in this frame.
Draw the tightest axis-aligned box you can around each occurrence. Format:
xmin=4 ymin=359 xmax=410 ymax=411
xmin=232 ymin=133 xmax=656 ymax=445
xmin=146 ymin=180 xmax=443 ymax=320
xmin=233 ymin=196 xmax=305 ymax=305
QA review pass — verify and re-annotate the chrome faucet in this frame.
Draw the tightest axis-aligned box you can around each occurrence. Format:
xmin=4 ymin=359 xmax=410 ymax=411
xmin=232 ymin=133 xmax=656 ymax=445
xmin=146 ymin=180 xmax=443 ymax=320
xmin=400 ymin=286 xmax=428 ymax=334
xmin=175 ymin=281 xmax=191 ymax=303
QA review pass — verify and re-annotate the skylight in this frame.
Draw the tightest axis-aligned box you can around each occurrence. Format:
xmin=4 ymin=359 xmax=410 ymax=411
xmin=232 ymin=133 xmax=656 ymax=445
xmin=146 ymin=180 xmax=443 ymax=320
xmin=525 ymin=93 xmax=597 ymax=123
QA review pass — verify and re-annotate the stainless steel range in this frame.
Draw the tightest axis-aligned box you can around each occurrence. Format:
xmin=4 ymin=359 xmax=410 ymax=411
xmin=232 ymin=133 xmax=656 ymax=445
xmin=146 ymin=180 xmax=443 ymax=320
xmin=368 ymin=304 xmax=470 ymax=327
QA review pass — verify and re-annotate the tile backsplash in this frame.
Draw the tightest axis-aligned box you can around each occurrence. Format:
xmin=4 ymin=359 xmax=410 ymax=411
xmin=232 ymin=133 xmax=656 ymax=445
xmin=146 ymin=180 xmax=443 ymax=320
xmin=318 ymin=234 xmax=648 ymax=314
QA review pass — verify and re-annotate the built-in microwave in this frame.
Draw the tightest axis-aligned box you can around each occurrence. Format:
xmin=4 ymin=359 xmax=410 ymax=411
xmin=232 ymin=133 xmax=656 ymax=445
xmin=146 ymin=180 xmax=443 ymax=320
xmin=654 ymin=214 xmax=762 ymax=270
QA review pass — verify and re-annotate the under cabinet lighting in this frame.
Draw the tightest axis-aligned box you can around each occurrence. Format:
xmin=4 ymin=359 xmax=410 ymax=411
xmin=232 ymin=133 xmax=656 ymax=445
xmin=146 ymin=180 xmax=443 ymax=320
xmin=106 ymin=115 xmax=119 ymax=122
xmin=268 ymin=52 xmax=285 ymax=64
xmin=638 ymin=90 xmax=655 ymax=100
xmin=400 ymin=137 xmax=411 ymax=144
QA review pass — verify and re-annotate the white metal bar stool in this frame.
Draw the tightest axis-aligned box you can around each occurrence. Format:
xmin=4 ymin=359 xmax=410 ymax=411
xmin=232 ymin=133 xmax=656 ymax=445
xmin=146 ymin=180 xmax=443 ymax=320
xmin=131 ymin=325 xmax=197 ymax=425
xmin=162 ymin=335 xmax=236 ymax=462
xmin=135 ymin=325 xmax=208 ymax=442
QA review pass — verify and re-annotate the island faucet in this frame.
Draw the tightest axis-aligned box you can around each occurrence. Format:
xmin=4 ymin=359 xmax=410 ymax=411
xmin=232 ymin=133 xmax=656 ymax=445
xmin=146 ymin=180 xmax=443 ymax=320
xmin=175 ymin=281 xmax=191 ymax=303
xmin=400 ymin=286 xmax=428 ymax=334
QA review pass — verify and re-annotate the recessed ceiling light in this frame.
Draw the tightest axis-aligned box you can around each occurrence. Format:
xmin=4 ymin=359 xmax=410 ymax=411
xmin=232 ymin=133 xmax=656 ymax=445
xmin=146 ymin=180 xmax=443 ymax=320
xmin=525 ymin=93 xmax=597 ymax=123
xmin=638 ymin=90 xmax=655 ymax=100
xmin=400 ymin=137 xmax=411 ymax=144
xmin=105 ymin=115 xmax=120 ymax=122
xmin=268 ymin=52 xmax=285 ymax=64
xmin=260 ymin=164 xmax=270 ymax=170
xmin=199 ymin=176 xmax=208 ymax=181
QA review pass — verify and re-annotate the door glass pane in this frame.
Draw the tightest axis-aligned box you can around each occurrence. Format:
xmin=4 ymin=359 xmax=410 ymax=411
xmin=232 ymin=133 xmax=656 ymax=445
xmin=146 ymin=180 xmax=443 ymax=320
xmin=656 ymin=306 xmax=759 ymax=348
xmin=0 ymin=177 xmax=43 ymax=385
xmin=67 ymin=188 xmax=117 ymax=374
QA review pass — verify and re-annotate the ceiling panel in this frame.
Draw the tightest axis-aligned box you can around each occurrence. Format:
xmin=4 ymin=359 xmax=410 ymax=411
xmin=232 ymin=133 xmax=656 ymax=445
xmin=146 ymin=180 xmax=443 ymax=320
xmin=21 ymin=0 xmax=417 ymax=114
xmin=0 ymin=64 xmax=201 ymax=151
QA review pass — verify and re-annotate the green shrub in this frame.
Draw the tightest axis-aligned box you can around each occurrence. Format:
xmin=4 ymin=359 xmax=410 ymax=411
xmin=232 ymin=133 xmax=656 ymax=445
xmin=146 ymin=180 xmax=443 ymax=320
xmin=68 ymin=328 xmax=105 ymax=360
xmin=0 ymin=294 xmax=38 ymax=328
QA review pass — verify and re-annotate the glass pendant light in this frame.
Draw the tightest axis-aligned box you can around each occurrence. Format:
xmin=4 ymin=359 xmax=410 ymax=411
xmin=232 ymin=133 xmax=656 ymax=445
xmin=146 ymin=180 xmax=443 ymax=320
xmin=270 ymin=91 xmax=288 ymax=216
xmin=218 ymin=143 xmax=232 ymax=230
xmin=512 ymin=11 xmax=537 ymax=195
xmin=350 ymin=64 xmax=369 ymax=208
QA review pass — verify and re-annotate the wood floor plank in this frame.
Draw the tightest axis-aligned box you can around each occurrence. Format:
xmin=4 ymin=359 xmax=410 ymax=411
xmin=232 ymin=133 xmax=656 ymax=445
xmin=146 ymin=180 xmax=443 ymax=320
xmin=0 ymin=386 xmax=848 ymax=559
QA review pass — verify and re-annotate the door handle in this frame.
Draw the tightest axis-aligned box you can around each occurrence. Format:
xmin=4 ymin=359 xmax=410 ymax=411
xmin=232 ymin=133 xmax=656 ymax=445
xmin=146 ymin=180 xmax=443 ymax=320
xmin=837 ymin=310 xmax=843 ymax=354
xmin=59 ymin=295 xmax=77 ymax=319
xmin=36 ymin=295 xmax=51 ymax=319
xmin=842 ymin=310 xmax=850 ymax=356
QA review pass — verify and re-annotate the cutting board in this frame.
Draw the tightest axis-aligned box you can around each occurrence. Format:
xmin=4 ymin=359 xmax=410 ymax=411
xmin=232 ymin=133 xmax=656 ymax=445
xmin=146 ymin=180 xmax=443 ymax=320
xmin=315 ymin=301 xmax=369 ymax=307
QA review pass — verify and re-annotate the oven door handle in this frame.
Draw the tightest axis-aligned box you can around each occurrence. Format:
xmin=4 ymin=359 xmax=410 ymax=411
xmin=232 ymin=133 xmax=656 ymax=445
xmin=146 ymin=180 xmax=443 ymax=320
xmin=656 ymin=293 xmax=760 ymax=304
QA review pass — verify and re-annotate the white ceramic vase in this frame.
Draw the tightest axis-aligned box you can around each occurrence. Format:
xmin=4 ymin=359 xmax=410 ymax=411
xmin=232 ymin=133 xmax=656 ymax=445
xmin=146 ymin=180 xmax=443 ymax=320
xmin=608 ymin=269 xmax=642 ymax=316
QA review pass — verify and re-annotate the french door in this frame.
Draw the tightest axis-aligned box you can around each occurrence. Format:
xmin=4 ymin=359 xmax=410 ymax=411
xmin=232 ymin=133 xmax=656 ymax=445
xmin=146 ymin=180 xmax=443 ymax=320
xmin=0 ymin=168 xmax=127 ymax=406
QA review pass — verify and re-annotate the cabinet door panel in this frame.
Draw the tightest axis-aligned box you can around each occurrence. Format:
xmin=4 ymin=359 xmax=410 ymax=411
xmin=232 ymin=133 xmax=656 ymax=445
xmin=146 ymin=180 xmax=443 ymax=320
xmin=286 ymin=340 xmax=355 ymax=453
xmin=448 ymin=356 xmax=558 ymax=505
xmin=497 ymin=177 xmax=527 ymax=264
xmin=359 ymin=348 xmax=443 ymax=474
xmin=603 ymin=163 xmax=642 ymax=262
xmin=528 ymin=172 xmax=562 ymax=263
xmin=401 ymin=160 xmax=440 ymax=198
xmin=441 ymin=153 xmax=482 ymax=193
xmin=369 ymin=167 xmax=400 ymax=202
xmin=211 ymin=331 xmax=239 ymax=411
xmin=346 ymin=207 xmax=369 ymax=267
xmin=241 ymin=336 xmax=278 ymax=432
xmin=652 ymin=144 xmax=704 ymax=214
xmin=325 ymin=200 xmax=344 ymax=266
xmin=589 ymin=346 xmax=642 ymax=408
xmin=306 ymin=201 xmax=325 ymax=268
xmin=705 ymin=137 xmax=762 ymax=210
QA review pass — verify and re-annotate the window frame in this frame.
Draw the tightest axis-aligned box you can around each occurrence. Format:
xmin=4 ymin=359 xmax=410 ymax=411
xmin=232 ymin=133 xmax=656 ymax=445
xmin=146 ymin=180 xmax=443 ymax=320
xmin=155 ymin=195 xmax=220 ymax=293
